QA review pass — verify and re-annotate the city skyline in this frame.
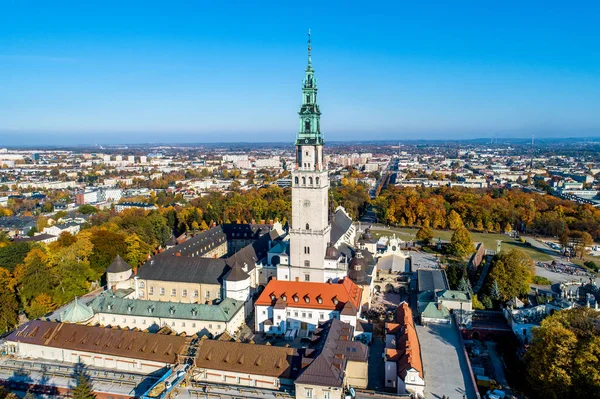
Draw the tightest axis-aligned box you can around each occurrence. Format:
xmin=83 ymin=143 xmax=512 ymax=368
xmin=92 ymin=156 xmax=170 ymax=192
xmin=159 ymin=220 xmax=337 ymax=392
xmin=2 ymin=1 xmax=600 ymax=145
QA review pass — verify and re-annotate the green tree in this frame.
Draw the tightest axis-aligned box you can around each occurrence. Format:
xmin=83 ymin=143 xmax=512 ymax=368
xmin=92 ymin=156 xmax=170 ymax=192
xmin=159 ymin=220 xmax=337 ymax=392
xmin=458 ymin=277 xmax=473 ymax=295
xmin=487 ymin=249 xmax=534 ymax=301
xmin=78 ymin=204 xmax=99 ymax=215
xmin=14 ymin=248 xmax=55 ymax=304
xmin=449 ymin=227 xmax=475 ymax=257
xmin=0 ymin=268 xmax=18 ymax=334
xmin=0 ymin=241 xmax=33 ymax=272
xmin=491 ymin=279 xmax=500 ymax=300
xmin=26 ymin=293 xmax=56 ymax=319
xmin=416 ymin=226 xmax=434 ymax=245
xmin=72 ymin=372 xmax=97 ymax=399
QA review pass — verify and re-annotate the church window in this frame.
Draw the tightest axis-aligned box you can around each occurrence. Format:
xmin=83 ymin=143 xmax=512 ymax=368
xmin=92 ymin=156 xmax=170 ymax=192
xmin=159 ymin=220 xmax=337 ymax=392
xmin=306 ymin=95 xmax=310 ymax=103
xmin=295 ymin=176 xmax=299 ymax=185
xmin=304 ymin=260 xmax=310 ymax=267
xmin=305 ymin=223 xmax=309 ymax=230
xmin=305 ymin=119 xmax=310 ymax=131
xmin=316 ymin=177 xmax=319 ymax=185
xmin=302 ymin=177 xmax=306 ymax=185
xmin=139 ymin=282 xmax=145 ymax=288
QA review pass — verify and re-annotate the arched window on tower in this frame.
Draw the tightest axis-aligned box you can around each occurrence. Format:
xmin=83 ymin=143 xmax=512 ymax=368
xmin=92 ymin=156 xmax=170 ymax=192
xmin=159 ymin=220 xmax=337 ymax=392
xmin=306 ymin=94 xmax=310 ymax=103
xmin=305 ymin=119 xmax=310 ymax=132
xmin=294 ymin=176 xmax=299 ymax=185
xmin=302 ymin=177 xmax=306 ymax=185
xmin=306 ymin=223 xmax=310 ymax=230
xmin=316 ymin=177 xmax=320 ymax=185
xmin=309 ymin=177 xmax=313 ymax=185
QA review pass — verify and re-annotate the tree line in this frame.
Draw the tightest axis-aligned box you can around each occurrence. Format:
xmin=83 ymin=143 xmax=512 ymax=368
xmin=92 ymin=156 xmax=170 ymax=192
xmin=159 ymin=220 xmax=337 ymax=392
xmin=373 ymin=185 xmax=600 ymax=240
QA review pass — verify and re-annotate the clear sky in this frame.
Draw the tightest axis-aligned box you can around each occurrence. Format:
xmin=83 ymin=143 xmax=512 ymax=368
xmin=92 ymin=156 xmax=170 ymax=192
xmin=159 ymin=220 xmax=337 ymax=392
xmin=1 ymin=1 xmax=600 ymax=145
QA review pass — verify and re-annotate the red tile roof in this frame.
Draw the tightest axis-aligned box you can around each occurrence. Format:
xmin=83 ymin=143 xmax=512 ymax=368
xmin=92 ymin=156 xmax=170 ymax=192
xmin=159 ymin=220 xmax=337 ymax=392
xmin=395 ymin=302 xmax=423 ymax=379
xmin=256 ymin=278 xmax=362 ymax=311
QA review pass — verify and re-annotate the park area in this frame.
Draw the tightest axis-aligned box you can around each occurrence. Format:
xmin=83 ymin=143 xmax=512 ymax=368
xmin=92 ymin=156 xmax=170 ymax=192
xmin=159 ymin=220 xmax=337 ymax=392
xmin=369 ymin=226 xmax=553 ymax=261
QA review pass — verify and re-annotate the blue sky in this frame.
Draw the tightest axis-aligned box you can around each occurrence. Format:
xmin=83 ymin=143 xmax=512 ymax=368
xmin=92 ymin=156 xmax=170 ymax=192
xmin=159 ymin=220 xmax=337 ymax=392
xmin=1 ymin=1 xmax=599 ymax=145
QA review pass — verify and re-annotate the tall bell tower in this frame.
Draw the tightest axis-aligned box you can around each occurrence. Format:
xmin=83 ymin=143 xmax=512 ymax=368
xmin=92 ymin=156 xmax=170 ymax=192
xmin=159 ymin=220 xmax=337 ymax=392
xmin=279 ymin=30 xmax=331 ymax=282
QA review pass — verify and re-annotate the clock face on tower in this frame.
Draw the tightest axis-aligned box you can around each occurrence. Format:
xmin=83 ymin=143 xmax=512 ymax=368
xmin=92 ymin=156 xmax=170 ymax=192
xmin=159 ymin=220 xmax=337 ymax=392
xmin=303 ymin=200 xmax=311 ymax=208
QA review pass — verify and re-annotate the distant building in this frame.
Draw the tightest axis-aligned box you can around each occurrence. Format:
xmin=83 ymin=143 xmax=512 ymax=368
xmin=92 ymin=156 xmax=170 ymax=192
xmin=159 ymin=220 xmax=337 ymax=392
xmin=114 ymin=202 xmax=157 ymax=212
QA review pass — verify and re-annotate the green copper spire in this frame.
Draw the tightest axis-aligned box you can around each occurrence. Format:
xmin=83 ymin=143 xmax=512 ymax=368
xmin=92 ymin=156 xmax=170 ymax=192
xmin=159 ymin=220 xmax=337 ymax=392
xmin=296 ymin=29 xmax=323 ymax=146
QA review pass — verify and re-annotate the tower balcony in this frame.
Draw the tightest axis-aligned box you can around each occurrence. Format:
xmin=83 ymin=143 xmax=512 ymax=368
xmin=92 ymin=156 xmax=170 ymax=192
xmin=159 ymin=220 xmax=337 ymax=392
xmin=289 ymin=226 xmax=331 ymax=236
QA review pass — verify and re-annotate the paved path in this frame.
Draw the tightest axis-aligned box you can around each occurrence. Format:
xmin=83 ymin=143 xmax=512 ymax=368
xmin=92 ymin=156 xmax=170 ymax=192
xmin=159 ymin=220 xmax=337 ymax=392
xmin=417 ymin=324 xmax=476 ymax=399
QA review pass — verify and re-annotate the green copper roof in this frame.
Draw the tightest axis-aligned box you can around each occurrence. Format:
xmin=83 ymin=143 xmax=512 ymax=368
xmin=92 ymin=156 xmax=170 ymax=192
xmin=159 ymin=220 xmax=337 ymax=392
xmin=60 ymin=297 xmax=94 ymax=323
xmin=437 ymin=290 xmax=471 ymax=302
xmin=296 ymin=30 xmax=323 ymax=146
xmin=420 ymin=302 xmax=450 ymax=320
xmin=90 ymin=292 xmax=244 ymax=322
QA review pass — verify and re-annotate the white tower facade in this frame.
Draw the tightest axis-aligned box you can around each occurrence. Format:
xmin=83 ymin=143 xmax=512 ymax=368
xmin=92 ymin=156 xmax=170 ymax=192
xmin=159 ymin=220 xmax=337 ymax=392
xmin=277 ymin=31 xmax=341 ymax=283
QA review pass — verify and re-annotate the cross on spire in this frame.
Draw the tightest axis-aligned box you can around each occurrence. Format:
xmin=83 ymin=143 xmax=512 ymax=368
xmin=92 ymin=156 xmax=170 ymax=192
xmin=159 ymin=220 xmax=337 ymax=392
xmin=307 ymin=29 xmax=312 ymax=66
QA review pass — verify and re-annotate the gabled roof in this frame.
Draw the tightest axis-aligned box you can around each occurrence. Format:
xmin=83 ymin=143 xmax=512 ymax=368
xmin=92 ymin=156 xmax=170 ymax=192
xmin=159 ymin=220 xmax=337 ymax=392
xmin=256 ymin=278 xmax=362 ymax=312
xmin=90 ymin=293 xmax=244 ymax=322
xmin=417 ymin=269 xmax=449 ymax=293
xmin=137 ymin=256 xmax=227 ymax=285
xmin=6 ymin=320 xmax=188 ymax=364
xmin=393 ymin=303 xmax=423 ymax=379
xmin=224 ymin=263 xmax=250 ymax=282
xmin=106 ymin=255 xmax=132 ymax=273
xmin=330 ymin=208 xmax=353 ymax=245
xmin=295 ymin=319 xmax=368 ymax=387
xmin=194 ymin=340 xmax=302 ymax=379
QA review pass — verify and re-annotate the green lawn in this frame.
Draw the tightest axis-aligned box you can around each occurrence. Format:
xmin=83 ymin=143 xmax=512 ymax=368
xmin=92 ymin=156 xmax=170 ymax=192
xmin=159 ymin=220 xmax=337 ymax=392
xmin=370 ymin=227 xmax=553 ymax=262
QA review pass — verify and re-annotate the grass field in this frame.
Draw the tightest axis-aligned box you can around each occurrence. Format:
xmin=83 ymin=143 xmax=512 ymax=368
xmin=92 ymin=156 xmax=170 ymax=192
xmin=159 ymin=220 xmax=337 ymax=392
xmin=369 ymin=226 xmax=554 ymax=261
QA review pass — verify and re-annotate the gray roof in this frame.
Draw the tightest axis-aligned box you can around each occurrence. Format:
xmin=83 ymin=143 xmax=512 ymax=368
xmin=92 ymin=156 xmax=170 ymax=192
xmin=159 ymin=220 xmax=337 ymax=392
xmin=13 ymin=233 xmax=56 ymax=243
xmin=106 ymin=255 xmax=132 ymax=273
xmin=0 ymin=216 xmax=36 ymax=230
xmin=162 ymin=226 xmax=227 ymax=257
xmin=90 ymin=293 xmax=244 ymax=322
xmin=296 ymin=319 xmax=368 ymax=387
xmin=137 ymin=256 xmax=227 ymax=285
xmin=138 ymin=223 xmax=281 ymax=285
xmin=224 ymin=263 xmax=250 ymax=282
xmin=378 ymin=253 xmax=409 ymax=272
xmin=330 ymin=208 xmax=353 ymax=245
xmin=417 ymin=269 xmax=449 ymax=293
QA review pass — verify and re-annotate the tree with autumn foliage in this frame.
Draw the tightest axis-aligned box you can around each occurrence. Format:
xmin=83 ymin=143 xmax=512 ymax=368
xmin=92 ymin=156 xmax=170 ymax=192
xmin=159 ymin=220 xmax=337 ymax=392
xmin=449 ymin=226 xmax=475 ymax=257
xmin=416 ymin=226 xmax=434 ymax=245
xmin=486 ymin=249 xmax=534 ymax=301
xmin=525 ymin=308 xmax=600 ymax=399
xmin=0 ymin=267 xmax=18 ymax=334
